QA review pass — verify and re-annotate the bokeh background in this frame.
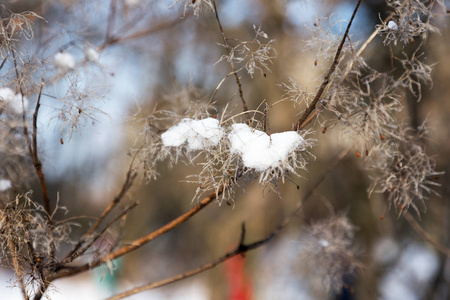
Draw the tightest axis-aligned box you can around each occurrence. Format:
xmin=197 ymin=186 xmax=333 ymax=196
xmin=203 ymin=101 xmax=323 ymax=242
xmin=1 ymin=0 xmax=450 ymax=299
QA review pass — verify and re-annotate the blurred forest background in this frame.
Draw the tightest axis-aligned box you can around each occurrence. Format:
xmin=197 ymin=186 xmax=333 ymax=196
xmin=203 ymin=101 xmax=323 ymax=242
xmin=1 ymin=0 xmax=450 ymax=299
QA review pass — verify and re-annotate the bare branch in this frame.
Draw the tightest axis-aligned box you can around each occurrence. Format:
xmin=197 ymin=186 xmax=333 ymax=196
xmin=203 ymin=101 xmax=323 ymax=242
xmin=105 ymin=147 xmax=352 ymax=300
xmin=293 ymin=0 xmax=362 ymax=131
xmin=404 ymin=212 xmax=450 ymax=257
xmin=212 ymin=0 xmax=249 ymax=117
xmin=62 ymin=168 xmax=137 ymax=264
xmin=50 ymin=187 xmax=221 ymax=280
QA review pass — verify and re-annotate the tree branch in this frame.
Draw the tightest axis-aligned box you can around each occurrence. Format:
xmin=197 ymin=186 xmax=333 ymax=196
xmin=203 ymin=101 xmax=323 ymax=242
xmin=212 ymin=0 xmax=249 ymax=117
xmin=105 ymin=147 xmax=352 ymax=300
xmin=404 ymin=212 xmax=450 ymax=257
xmin=293 ymin=0 xmax=362 ymax=131
xmin=50 ymin=187 xmax=222 ymax=280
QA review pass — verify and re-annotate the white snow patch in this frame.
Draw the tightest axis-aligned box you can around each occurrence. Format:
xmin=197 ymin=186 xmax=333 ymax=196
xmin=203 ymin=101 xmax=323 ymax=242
xmin=124 ymin=0 xmax=142 ymax=7
xmin=55 ymin=52 xmax=75 ymax=72
xmin=161 ymin=118 xmax=224 ymax=150
xmin=388 ymin=21 xmax=398 ymax=30
xmin=229 ymin=123 xmax=303 ymax=171
xmin=0 ymin=87 xmax=28 ymax=114
xmin=0 ymin=179 xmax=12 ymax=191
xmin=318 ymin=239 xmax=329 ymax=248
xmin=85 ymin=47 xmax=100 ymax=62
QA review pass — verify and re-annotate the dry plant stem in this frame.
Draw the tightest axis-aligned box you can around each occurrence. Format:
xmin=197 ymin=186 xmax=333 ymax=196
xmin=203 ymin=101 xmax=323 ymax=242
xmin=212 ymin=0 xmax=249 ymax=116
xmin=63 ymin=168 xmax=137 ymax=264
xmin=98 ymin=12 xmax=192 ymax=50
xmin=298 ymin=12 xmax=395 ymax=131
xmin=0 ymin=56 xmax=7 ymax=70
xmin=106 ymin=225 xmax=272 ymax=300
xmin=106 ymin=147 xmax=352 ymax=300
xmin=105 ymin=0 xmax=117 ymax=43
xmin=20 ymin=278 xmax=29 ymax=300
xmin=404 ymin=212 xmax=450 ymax=257
xmin=7 ymin=239 xmax=27 ymax=300
xmin=50 ymin=187 xmax=222 ymax=280
xmin=64 ymin=201 xmax=139 ymax=266
xmin=293 ymin=0 xmax=362 ymax=131
xmin=13 ymin=50 xmax=51 ymax=216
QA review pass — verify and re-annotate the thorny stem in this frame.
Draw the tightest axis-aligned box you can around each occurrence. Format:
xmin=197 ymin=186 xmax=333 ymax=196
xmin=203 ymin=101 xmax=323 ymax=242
xmin=106 ymin=147 xmax=352 ymax=300
xmin=293 ymin=0 xmax=362 ymax=131
xmin=212 ymin=0 xmax=249 ymax=118
xmin=50 ymin=187 xmax=222 ymax=281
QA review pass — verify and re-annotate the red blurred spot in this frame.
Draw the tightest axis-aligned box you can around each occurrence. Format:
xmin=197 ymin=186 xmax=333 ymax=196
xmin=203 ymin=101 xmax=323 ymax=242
xmin=224 ymin=254 xmax=253 ymax=300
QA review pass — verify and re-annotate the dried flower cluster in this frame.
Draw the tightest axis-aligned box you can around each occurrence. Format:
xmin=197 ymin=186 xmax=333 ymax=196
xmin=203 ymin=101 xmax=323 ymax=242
xmin=0 ymin=193 xmax=75 ymax=290
xmin=300 ymin=215 xmax=360 ymax=292
xmin=377 ymin=0 xmax=444 ymax=46
xmin=217 ymin=25 xmax=277 ymax=78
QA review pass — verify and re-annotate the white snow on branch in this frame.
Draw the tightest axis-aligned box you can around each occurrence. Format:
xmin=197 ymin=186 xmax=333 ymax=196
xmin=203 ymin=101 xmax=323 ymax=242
xmin=54 ymin=52 xmax=75 ymax=72
xmin=85 ymin=47 xmax=99 ymax=62
xmin=0 ymin=179 xmax=12 ymax=191
xmin=229 ymin=123 xmax=304 ymax=171
xmin=388 ymin=20 xmax=398 ymax=30
xmin=161 ymin=118 xmax=224 ymax=150
xmin=0 ymin=87 xmax=28 ymax=114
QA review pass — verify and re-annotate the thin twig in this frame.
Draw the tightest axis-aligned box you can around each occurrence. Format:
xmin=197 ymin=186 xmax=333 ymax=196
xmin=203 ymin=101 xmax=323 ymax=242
xmin=212 ymin=0 xmax=249 ymax=117
xmin=105 ymin=0 xmax=117 ymax=44
xmin=404 ymin=212 xmax=450 ymax=257
xmin=98 ymin=12 xmax=192 ymax=51
xmin=105 ymin=147 xmax=352 ymax=300
xmin=12 ymin=51 xmax=51 ymax=216
xmin=50 ymin=187 xmax=222 ymax=280
xmin=297 ymin=11 xmax=395 ymax=131
xmin=62 ymin=167 xmax=137 ymax=264
xmin=293 ymin=0 xmax=362 ymax=131
xmin=105 ymin=227 xmax=271 ymax=300
xmin=64 ymin=201 xmax=139 ymax=265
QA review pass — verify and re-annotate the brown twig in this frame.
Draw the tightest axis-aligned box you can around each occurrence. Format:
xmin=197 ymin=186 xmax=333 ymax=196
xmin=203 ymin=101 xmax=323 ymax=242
xmin=212 ymin=0 xmax=249 ymax=117
xmin=50 ymin=187 xmax=222 ymax=280
xmin=404 ymin=212 xmax=450 ymax=257
xmin=105 ymin=0 xmax=117 ymax=44
xmin=105 ymin=224 xmax=272 ymax=300
xmin=98 ymin=12 xmax=192 ymax=51
xmin=293 ymin=0 xmax=362 ymax=131
xmin=62 ymin=167 xmax=137 ymax=264
xmin=62 ymin=201 xmax=139 ymax=267
xmin=12 ymin=52 xmax=52 ymax=216
xmin=105 ymin=147 xmax=352 ymax=300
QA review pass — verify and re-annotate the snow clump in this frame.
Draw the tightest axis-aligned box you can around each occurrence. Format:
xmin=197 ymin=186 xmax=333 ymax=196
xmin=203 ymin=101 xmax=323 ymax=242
xmin=161 ymin=118 xmax=224 ymax=150
xmin=55 ymin=52 xmax=75 ymax=72
xmin=229 ymin=123 xmax=304 ymax=171
xmin=0 ymin=87 xmax=28 ymax=114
